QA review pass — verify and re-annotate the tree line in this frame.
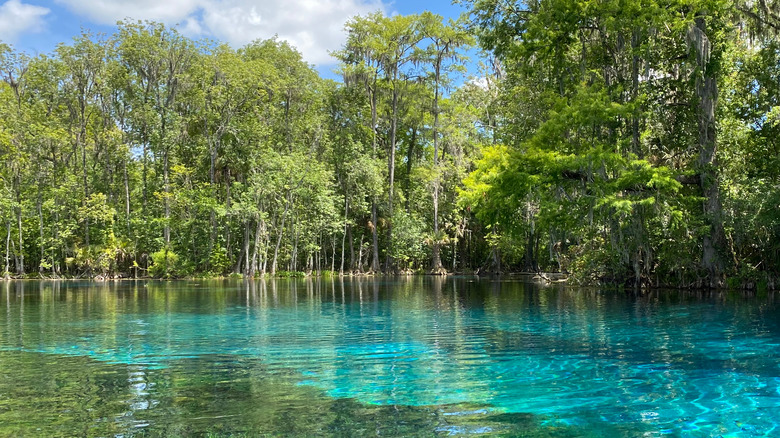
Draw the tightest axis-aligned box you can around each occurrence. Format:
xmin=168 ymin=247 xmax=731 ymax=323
xmin=0 ymin=14 xmax=485 ymax=280
xmin=1 ymin=3 xmax=778 ymax=289
xmin=459 ymin=0 xmax=780 ymax=289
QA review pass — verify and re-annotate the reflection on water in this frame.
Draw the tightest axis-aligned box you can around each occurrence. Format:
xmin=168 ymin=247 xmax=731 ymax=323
xmin=1 ymin=278 xmax=779 ymax=436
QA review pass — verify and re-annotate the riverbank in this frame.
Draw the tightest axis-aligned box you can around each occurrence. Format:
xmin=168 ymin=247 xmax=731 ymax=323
xmin=4 ymin=269 xmax=777 ymax=291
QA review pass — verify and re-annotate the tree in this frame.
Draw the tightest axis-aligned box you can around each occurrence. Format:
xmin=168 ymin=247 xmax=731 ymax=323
xmin=460 ymin=0 xmax=735 ymax=285
xmin=337 ymin=13 xmax=390 ymax=273
xmin=377 ymin=14 xmax=425 ymax=270
xmin=115 ymin=20 xmax=194 ymax=250
xmin=419 ymin=13 xmax=473 ymax=273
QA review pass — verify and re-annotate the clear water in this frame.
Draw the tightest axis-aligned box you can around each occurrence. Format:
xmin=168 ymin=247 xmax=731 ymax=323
xmin=0 ymin=278 xmax=778 ymax=437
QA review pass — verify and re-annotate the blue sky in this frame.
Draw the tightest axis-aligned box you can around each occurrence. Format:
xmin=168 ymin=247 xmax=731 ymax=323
xmin=0 ymin=0 xmax=471 ymax=78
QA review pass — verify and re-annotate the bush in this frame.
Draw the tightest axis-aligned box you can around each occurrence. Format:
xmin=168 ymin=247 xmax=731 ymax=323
xmin=389 ymin=211 xmax=427 ymax=270
xmin=208 ymin=246 xmax=231 ymax=276
xmin=149 ymin=248 xmax=180 ymax=278
xmin=276 ymin=270 xmax=305 ymax=278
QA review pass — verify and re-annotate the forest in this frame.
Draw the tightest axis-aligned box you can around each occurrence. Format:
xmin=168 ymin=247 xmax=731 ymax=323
xmin=0 ymin=0 xmax=778 ymax=289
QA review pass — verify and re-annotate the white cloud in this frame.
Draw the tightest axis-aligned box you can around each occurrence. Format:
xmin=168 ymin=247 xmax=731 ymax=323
xmin=55 ymin=0 xmax=388 ymax=65
xmin=0 ymin=0 xmax=50 ymax=43
xmin=468 ymin=76 xmax=490 ymax=90
xmin=201 ymin=0 xmax=386 ymax=64
xmin=54 ymin=0 xmax=203 ymax=24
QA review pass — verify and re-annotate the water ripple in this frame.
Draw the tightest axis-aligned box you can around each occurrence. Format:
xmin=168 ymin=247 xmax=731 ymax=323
xmin=1 ymin=279 xmax=779 ymax=436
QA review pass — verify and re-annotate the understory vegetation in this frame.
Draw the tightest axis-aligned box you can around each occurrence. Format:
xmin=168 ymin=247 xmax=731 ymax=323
xmin=1 ymin=1 xmax=779 ymax=288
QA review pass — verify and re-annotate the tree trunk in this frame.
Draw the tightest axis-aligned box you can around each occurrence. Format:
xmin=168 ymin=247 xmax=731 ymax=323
xmin=123 ymin=159 xmax=131 ymax=235
xmin=240 ymin=220 xmax=250 ymax=275
xmin=369 ymin=80 xmax=380 ymax=273
xmin=4 ymin=221 xmax=10 ymax=279
xmin=51 ymin=164 xmax=61 ymax=277
xmin=371 ymin=204 xmax=379 ymax=272
xmin=271 ymin=192 xmax=291 ymax=276
xmin=14 ymin=173 xmax=24 ymax=276
xmin=291 ymin=215 xmax=299 ymax=272
xmin=142 ymin=141 xmax=149 ymax=213
xmin=16 ymin=206 xmax=23 ymax=276
xmin=340 ymin=196 xmax=348 ymax=274
xmin=82 ymin=159 xmax=90 ymax=249
xmin=331 ymin=235 xmax=336 ymax=273
xmin=261 ymin=232 xmax=269 ymax=275
xmin=163 ymin=145 xmax=170 ymax=246
xmin=348 ymin=223 xmax=355 ymax=271
xmin=225 ymin=173 xmax=233 ymax=269
xmin=207 ymin=133 xmax=218 ymax=270
xmin=431 ymin=58 xmax=445 ymax=274
xmin=386 ymin=77 xmax=399 ymax=270
xmin=523 ymin=228 xmax=538 ymax=272
xmin=36 ymin=174 xmax=44 ymax=274
xmin=451 ymin=239 xmax=457 ymax=272
xmin=631 ymin=28 xmax=641 ymax=156
xmin=691 ymin=16 xmax=726 ymax=287
xmin=104 ymin=138 xmax=115 ymax=205
xmin=317 ymin=232 xmax=322 ymax=274
xmin=405 ymin=128 xmax=416 ymax=214
xmin=250 ymin=217 xmax=263 ymax=278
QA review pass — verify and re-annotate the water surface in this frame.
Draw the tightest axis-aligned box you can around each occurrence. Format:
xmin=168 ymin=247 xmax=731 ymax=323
xmin=0 ymin=278 xmax=778 ymax=436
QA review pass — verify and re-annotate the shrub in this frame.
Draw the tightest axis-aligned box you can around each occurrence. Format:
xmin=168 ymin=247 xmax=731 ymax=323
xmin=208 ymin=246 xmax=231 ymax=276
xmin=149 ymin=248 xmax=180 ymax=278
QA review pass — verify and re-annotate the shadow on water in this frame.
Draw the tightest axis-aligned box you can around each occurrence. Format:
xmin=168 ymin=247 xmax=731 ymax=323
xmin=0 ymin=350 xmax=612 ymax=437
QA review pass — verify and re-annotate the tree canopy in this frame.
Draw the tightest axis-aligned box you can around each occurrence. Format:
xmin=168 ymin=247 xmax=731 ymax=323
xmin=0 ymin=4 xmax=778 ymax=289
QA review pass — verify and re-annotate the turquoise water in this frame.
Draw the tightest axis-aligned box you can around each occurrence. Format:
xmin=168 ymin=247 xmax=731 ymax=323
xmin=1 ymin=278 xmax=779 ymax=436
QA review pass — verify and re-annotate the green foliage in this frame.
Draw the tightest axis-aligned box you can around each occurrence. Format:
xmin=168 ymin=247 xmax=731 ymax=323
xmin=0 ymin=6 xmax=778 ymax=287
xmin=456 ymin=0 xmax=780 ymax=286
xmin=389 ymin=211 xmax=427 ymax=270
xmin=275 ymin=271 xmax=306 ymax=278
xmin=149 ymin=248 xmax=181 ymax=279
xmin=208 ymin=247 xmax=231 ymax=277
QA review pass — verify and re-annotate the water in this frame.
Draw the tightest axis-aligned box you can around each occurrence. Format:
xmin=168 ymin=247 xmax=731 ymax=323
xmin=0 ymin=278 xmax=778 ymax=437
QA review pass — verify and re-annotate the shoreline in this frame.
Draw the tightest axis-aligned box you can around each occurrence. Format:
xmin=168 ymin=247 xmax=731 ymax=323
xmin=2 ymin=272 xmax=776 ymax=292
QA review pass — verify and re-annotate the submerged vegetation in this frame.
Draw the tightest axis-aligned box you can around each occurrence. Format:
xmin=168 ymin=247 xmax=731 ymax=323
xmin=0 ymin=1 xmax=779 ymax=288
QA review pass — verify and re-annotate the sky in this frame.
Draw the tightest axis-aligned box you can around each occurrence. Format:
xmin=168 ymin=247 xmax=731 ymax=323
xmin=0 ymin=0 xmax=471 ymax=78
